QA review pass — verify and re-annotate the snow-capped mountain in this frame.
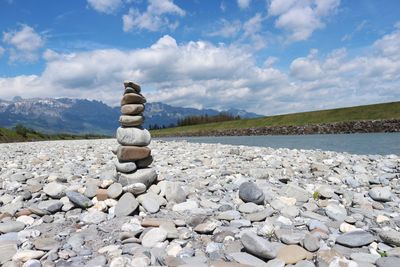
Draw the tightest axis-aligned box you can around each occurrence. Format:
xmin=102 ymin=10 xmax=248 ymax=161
xmin=0 ymin=97 xmax=261 ymax=135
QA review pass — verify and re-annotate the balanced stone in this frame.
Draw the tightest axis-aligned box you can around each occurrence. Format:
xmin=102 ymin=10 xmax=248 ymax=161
xmin=118 ymin=168 xmax=157 ymax=188
xmin=121 ymin=93 xmax=146 ymax=105
xmin=121 ymin=104 xmax=144 ymax=115
xmin=124 ymin=87 xmax=138 ymax=94
xmin=117 ymin=146 xmax=151 ymax=162
xmin=116 ymin=127 xmax=151 ymax=146
xmin=119 ymin=115 xmax=144 ymax=127
xmin=114 ymin=160 xmax=137 ymax=173
xmin=136 ymin=156 xmax=153 ymax=168
xmin=124 ymin=80 xmax=141 ymax=92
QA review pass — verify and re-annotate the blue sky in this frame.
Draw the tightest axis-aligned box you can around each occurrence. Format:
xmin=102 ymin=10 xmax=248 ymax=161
xmin=0 ymin=0 xmax=399 ymax=115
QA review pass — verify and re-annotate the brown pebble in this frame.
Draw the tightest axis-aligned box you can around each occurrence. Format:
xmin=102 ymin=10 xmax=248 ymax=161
xmin=15 ymin=209 xmax=32 ymax=217
xmin=121 ymin=93 xmax=146 ymax=105
xmin=117 ymin=146 xmax=151 ymax=162
xmin=96 ymin=189 xmax=108 ymax=201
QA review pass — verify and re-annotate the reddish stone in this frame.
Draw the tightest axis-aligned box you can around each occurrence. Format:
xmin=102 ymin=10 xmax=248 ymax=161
xmin=117 ymin=146 xmax=151 ymax=162
xmin=121 ymin=93 xmax=146 ymax=105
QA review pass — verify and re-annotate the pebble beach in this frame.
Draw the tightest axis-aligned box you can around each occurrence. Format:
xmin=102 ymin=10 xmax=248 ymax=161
xmin=0 ymin=139 xmax=400 ymax=267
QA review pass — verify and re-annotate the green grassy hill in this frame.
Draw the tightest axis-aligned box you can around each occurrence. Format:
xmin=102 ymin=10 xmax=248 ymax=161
xmin=151 ymin=101 xmax=400 ymax=137
xmin=0 ymin=126 xmax=110 ymax=143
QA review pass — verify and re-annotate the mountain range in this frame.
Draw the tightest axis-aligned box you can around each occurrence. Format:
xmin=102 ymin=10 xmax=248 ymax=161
xmin=0 ymin=97 xmax=261 ymax=135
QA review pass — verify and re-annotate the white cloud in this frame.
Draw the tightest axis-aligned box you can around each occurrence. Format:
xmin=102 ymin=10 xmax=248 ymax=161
xmin=87 ymin=0 xmax=122 ymax=14
xmin=123 ymin=0 xmax=185 ymax=32
xmin=1 ymin=25 xmax=400 ymax=115
xmin=2 ymin=24 xmax=45 ymax=63
xmin=0 ymin=46 xmax=5 ymax=58
xmin=208 ymin=19 xmax=242 ymax=38
xmin=237 ymin=0 xmax=250 ymax=9
xmin=268 ymin=0 xmax=340 ymax=41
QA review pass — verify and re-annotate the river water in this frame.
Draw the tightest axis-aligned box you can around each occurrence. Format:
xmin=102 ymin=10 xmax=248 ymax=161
xmin=157 ymin=133 xmax=400 ymax=155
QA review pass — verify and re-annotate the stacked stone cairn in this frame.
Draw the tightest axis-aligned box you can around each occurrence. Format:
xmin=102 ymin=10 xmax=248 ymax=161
xmin=115 ymin=81 xmax=157 ymax=195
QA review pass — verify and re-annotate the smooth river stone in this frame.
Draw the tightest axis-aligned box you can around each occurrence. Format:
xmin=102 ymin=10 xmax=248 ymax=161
xmin=118 ymin=168 xmax=157 ymax=188
xmin=124 ymin=80 xmax=141 ymax=92
xmin=114 ymin=193 xmax=139 ymax=217
xmin=335 ymin=230 xmax=375 ymax=248
xmin=117 ymin=146 xmax=151 ymax=162
xmin=116 ymin=127 xmax=151 ymax=146
xmin=121 ymin=93 xmax=146 ymax=105
xmin=114 ymin=160 xmax=137 ymax=173
xmin=121 ymin=104 xmax=144 ymax=115
xmin=119 ymin=115 xmax=144 ymax=127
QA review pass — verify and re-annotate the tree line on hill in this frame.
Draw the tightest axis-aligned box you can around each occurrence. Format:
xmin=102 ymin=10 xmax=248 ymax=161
xmin=148 ymin=112 xmax=241 ymax=130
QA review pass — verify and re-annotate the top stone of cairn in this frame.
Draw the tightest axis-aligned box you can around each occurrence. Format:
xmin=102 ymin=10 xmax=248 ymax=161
xmin=124 ymin=80 xmax=141 ymax=94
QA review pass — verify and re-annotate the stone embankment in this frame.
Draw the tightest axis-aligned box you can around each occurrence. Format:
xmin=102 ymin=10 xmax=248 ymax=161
xmin=161 ymin=119 xmax=400 ymax=137
xmin=0 ymin=139 xmax=400 ymax=266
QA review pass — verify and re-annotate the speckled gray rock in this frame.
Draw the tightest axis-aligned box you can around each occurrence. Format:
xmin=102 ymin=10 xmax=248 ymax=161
xmin=378 ymin=229 xmax=400 ymax=246
xmin=239 ymin=182 xmax=265 ymax=204
xmin=38 ymin=200 xmax=63 ymax=213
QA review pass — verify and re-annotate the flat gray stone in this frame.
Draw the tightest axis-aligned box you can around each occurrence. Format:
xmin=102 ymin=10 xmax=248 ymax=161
xmin=0 ymin=242 xmax=17 ymax=264
xmin=335 ymin=231 xmax=375 ymax=248
xmin=0 ymin=221 xmax=25 ymax=233
xmin=66 ymin=191 xmax=93 ymax=209
xmin=43 ymin=182 xmax=66 ymax=199
xmin=137 ymin=192 xmax=160 ymax=213
xmin=241 ymin=232 xmax=283 ymax=260
xmin=115 ymin=192 xmax=139 ymax=217
xmin=81 ymin=210 xmax=107 ymax=224
xmin=165 ymin=182 xmax=186 ymax=204
xmin=369 ymin=187 xmax=392 ymax=202
xmin=37 ymin=200 xmax=63 ymax=213
xmin=142 ymin=228 xmax=168 ymax=247
xmin=229 ymin=252 xmax=268 ymax=267
xmin=325 ymin=204 xmax=347 ymax=221
xmin=107 ymin=183 xmax=123 ymax=199
xmin=33 ymin=238 xmax=60 ymax=251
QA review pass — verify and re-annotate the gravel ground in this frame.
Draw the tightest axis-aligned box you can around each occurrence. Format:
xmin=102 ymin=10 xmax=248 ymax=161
xmin=0 ymin=139 xmax=399 ymax=267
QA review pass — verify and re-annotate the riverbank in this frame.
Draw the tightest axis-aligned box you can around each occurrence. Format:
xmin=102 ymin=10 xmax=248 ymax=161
xmin=152 ymin=119 xmax=400 ymax=137
xmin=0 ymin=139 xmax=399 ymax=266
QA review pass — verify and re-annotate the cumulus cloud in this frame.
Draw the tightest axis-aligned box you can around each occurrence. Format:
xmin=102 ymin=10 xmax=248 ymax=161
xmin=1 ymin=25 xmax=400 ymax=115
xmin=268 ymin=0 xmax=340 ymax=41
xmin=2 ymin=24 xmax=45 ymax=63
xmin=123 ymin=0 xmax=185 ymax=32
xmin=237 ymin=0 xmax=251 ymax=9
xmin=87 ymin=0 xmax=122 ymax=14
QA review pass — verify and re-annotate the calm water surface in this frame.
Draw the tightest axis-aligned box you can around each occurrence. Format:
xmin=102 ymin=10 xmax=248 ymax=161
xmin=158 ymin=133 xmax=400 ymax=155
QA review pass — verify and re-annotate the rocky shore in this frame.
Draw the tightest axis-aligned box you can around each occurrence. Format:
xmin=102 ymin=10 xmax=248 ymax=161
xmin=0 ymin=139 xmax=399 ymax=267
xmin=154 ymin=119 xmax=400 ymax=137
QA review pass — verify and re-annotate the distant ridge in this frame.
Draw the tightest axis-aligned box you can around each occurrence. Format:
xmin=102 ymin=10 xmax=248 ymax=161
xmin=0 ymin=97 xmax=261 ymax=135
xmin=151 ymin=101 xmax=400 ymax=137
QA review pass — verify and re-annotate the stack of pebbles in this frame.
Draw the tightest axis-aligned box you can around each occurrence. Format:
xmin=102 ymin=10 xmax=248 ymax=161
xmin=115 ymin=81 xmax=157 ymax=193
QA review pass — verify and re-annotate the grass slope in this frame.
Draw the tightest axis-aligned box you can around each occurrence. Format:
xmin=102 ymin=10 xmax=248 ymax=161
xmin=0 ymin=127 xmax=110 ymax=143
xmin=151 ymin=101 xmax=400 ymax=136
